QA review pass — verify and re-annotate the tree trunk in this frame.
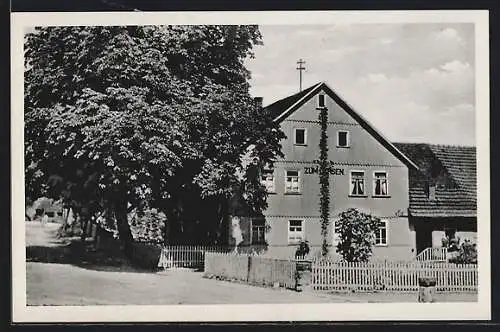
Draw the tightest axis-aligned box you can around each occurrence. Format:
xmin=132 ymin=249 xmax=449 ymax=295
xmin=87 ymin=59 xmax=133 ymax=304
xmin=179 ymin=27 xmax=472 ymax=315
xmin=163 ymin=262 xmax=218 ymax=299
xmin=163 ymin=199 xmax=176 ymax=246
xmin=114 ymin=198 xmax=134 ymax=260
xmin=62 ymin=207 xmax=70 ymax=231
xmin=215 ymin=199 xmax=228 ymax=245
xmin=80 ymin=216 xmax=88 ymax=242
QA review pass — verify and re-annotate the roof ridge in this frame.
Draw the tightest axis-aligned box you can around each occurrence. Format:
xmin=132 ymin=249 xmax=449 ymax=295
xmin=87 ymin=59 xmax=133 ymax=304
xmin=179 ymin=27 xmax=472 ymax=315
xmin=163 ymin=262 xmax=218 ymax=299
xmin=263 ymin=82 xmax=323 ymax=109
xmin=393 ymin=142 xmax=476 ymax=149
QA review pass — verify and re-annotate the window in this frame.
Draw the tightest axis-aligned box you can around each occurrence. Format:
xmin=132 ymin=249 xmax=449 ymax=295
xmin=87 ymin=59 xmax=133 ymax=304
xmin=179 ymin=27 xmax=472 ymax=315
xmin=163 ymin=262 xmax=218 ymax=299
xmin=350 ymin=171 xmax=365 ymax=196
xmin=337 ymin=131 xmax=349 ymax=147
xmin=288 ymin=220 xmax=304 ymax=244
xmin=251 ymin=219 xmax=266 ymax=244
xmin=261 ymin=169 xmax=275 ymax=193
xmin=285 ymin=170 xmax=301 ymax=193
xmin=318 ymin=94 xmax=326 ymax=108
xmin=373 ymin=171 xmax=389 ymax=196
xmin=294 ymin=128 xmax=307 ymax=145
xmin=375 ymin=220 xmax=388 ymax=245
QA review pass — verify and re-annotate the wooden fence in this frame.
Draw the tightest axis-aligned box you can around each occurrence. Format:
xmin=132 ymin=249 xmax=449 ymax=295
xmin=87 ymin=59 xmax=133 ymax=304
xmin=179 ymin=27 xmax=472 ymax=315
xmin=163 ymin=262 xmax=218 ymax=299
xmin=204 ymin=252 xmax=297 ymax=289
xmin=158 ymin=245 xmax=230 ymax=269
xmin=416 ymin=247 xmax=448 ymax=262
xmin=204 ymin=252 xmax=250 ymax=281
xmin=312 ymin=260 xmax=478 ymax=292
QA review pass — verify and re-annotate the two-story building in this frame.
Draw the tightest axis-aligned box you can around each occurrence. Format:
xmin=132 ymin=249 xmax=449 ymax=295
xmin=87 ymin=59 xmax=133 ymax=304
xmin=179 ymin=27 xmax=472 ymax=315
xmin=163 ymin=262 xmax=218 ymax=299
xmin=228 ymin=81 xmax=477 ymax=261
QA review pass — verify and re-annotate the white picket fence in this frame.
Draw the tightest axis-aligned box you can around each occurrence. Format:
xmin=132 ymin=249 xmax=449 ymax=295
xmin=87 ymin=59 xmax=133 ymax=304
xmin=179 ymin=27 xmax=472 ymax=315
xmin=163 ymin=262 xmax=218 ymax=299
xmin=158 ymin=245 xmax=229 ymax=269
xmin=416 ymin=247 xmax=448 ymax=262
xmin=204 ymin=252 xmax=298 ymax=289
xmin=312 ymin=260 xmax=478 ymax=292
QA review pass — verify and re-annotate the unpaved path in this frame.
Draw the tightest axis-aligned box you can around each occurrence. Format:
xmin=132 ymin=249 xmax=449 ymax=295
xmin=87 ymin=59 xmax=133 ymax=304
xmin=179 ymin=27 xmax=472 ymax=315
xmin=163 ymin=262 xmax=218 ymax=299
xmin=26 ymin=221 xmax=357 ymax=305
xmin=27 ymin=262 xmax=360 ymax=305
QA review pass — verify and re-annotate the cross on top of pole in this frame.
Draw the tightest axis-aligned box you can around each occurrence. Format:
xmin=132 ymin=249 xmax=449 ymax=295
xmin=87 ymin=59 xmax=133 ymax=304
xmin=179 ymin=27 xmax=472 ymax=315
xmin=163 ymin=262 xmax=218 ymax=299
xmin=296 ymin=59 xmax=306 ymax=92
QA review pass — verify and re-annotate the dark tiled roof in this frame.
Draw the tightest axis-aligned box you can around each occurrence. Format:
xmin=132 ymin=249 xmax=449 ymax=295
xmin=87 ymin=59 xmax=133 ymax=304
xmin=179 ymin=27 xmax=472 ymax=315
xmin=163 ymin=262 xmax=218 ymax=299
xmin=264 ymin=83 xmax=322 ymax=120
xmin=393 ymin=143 xmax=476 ymax=217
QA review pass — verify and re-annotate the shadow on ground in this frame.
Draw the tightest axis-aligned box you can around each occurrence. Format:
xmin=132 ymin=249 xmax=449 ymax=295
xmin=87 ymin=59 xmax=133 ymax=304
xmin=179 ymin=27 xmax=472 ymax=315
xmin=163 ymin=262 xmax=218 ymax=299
xmin=26 ymin=224 xmax=162 ymax=274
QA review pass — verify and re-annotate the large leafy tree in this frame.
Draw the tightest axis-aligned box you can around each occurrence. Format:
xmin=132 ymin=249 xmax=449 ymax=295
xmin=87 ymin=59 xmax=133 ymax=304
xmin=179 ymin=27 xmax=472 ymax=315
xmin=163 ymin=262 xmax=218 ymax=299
xmin=25 ymin=25 xmax=284 ymax=258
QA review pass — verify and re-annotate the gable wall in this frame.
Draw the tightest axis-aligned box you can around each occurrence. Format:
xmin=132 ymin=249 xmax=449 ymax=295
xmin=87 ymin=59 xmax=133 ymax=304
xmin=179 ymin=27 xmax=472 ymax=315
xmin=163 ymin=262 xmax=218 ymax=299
xmin=265 ymin=88 xmax=410 ymax=219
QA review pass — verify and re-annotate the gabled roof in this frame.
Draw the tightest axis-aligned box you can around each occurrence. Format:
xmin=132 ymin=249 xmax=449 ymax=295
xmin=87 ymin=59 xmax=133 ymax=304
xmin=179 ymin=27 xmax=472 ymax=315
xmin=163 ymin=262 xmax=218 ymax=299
xmin=393 ymin=143 xmax=476 ymax=218
xmin=264 ymin=82 xmax=419 ymax=170
xmin=265 ymin=82 xmax=322 ymax=120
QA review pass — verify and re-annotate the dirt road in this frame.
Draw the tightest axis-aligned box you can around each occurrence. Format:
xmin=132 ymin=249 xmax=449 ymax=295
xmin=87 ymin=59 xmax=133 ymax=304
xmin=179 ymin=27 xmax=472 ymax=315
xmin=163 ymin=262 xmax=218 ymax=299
xmin=25 ymin=220 xmax=477 ymax=305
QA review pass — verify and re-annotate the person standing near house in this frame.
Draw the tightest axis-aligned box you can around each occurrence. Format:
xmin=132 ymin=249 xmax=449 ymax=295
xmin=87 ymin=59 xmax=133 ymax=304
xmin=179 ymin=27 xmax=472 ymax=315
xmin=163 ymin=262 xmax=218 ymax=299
xmin=41 ymin=214 xmax=48 ymax=227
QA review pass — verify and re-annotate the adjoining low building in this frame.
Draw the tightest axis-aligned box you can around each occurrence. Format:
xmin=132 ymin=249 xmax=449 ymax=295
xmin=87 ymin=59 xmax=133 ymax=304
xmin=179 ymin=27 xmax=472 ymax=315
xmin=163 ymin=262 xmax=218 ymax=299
xmin=26 ymin=197 xmax=64 ymax=222
xmin=393 ymin=143 xmax=477 ymax=254
xmin=228 ymin=82 xmax=477 ymax=261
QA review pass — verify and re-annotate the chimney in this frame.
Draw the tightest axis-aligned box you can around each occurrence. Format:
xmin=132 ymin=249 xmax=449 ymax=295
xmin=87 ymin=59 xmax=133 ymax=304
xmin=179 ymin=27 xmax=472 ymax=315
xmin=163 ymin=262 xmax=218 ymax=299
xmin=253 ymin=97 xmax=263 ymax=108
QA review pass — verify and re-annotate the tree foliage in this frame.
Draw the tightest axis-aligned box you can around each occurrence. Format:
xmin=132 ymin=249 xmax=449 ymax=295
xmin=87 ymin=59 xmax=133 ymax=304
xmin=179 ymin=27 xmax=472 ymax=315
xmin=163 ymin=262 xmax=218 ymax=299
xmin=24 ymin=25 xmax=284 ymax=257
xmin=335 ymin=208 xmax=381 ymax=262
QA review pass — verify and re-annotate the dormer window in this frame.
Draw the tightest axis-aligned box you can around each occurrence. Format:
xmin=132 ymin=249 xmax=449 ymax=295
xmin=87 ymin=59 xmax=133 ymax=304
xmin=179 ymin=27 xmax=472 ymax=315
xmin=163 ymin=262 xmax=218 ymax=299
xmin=318 ymin=94 xmax=326 ymax=108
xmin=428 ymin=183 xmax=436 ymax=201
xmin=337 ymin=130 xmax=350 ymax=148
xmin=294 ymin=128 xmax=307 ymax=145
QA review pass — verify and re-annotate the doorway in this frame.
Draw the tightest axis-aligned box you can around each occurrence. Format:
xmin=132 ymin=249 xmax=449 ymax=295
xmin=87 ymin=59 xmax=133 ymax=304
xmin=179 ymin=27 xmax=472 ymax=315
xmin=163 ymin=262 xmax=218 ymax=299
xmin=416 ymin=221 xmax=433 ymax=254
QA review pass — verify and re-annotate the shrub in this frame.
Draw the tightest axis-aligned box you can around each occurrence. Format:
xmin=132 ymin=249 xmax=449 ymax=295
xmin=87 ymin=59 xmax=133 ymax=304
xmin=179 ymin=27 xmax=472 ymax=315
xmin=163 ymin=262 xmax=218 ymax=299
xmin=131 ymin=242 xmax=163 ymax=270
xmin=441 ymin=236 xmax=449 ymax=248
xmin=335 ymin=208 xmax=381 ymax=262
xmin=129 ymin=208 xmax=166 ymax=245
xmin=449 ymin=240 xmax=477 ymax=264
xmin=295 ymin=240 xmax=310 ymax=258
xmin=448 ymin=236 xmax=461 ymax=252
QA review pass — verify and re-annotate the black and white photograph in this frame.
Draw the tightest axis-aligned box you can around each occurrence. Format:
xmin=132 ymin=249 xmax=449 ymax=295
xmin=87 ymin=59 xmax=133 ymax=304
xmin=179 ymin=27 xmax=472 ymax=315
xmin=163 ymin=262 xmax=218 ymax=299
xmin=11 ymin=10 xmax=490 ymax=322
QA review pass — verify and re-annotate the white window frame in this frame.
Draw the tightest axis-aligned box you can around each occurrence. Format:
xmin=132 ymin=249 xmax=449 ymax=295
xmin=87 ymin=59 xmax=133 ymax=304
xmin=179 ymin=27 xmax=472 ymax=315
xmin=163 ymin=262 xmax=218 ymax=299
xmin=337 ymin=130 xmax=350 ymax=148
xmin=349 ymin=170 xmax=366 ymax=197
xmin=285 ymin=170 xmax=301 ymax=194
xmin=317 ymin=93 xmax=326 ymax=108
xmin=373 ymin=170 xmax=389 ymax=197
xmin=375 ymin=220 xmax=388 ymax=246
xmin=261 ymin=169 xmax=275 ymax=193
xmin=251 ymin=219 xmax=266 ymax=245
xmin=288 ymin=219 xmax=305 ymax=245
xmin=294 ymin=128 xmax=307 ymax=146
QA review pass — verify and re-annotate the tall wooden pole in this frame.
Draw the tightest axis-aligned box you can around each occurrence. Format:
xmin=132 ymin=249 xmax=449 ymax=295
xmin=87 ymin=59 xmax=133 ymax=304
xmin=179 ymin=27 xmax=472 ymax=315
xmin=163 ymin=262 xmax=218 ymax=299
xmin=296 ymin=59 xmax=306 ymax=92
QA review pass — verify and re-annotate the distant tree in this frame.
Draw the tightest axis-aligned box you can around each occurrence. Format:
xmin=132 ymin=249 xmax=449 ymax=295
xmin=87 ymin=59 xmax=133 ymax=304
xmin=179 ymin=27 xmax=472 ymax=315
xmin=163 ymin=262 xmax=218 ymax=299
xmin=335 ymin=208 xmax=381 ymax=262
xmin=24 ymin=26 xmax=284 ymax=258
xmin=318 ymin=102 xmax=330 ymax=256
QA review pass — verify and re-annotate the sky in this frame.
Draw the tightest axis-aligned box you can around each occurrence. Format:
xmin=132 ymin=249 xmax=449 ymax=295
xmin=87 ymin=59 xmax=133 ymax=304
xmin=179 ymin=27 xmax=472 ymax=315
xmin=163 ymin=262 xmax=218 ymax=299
xmin=245 ymin=24 xmax=476 ymax=146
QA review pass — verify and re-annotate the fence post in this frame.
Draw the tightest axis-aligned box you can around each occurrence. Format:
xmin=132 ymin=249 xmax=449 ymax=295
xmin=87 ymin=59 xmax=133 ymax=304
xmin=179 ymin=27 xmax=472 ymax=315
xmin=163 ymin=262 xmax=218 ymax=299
xmin=247 ymin=255 xmax=252 ymax=283
xmin=418 ymin=277 xmax=437 ymax=303
xmin=295 ymin=258 xmax=313 ymax=292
